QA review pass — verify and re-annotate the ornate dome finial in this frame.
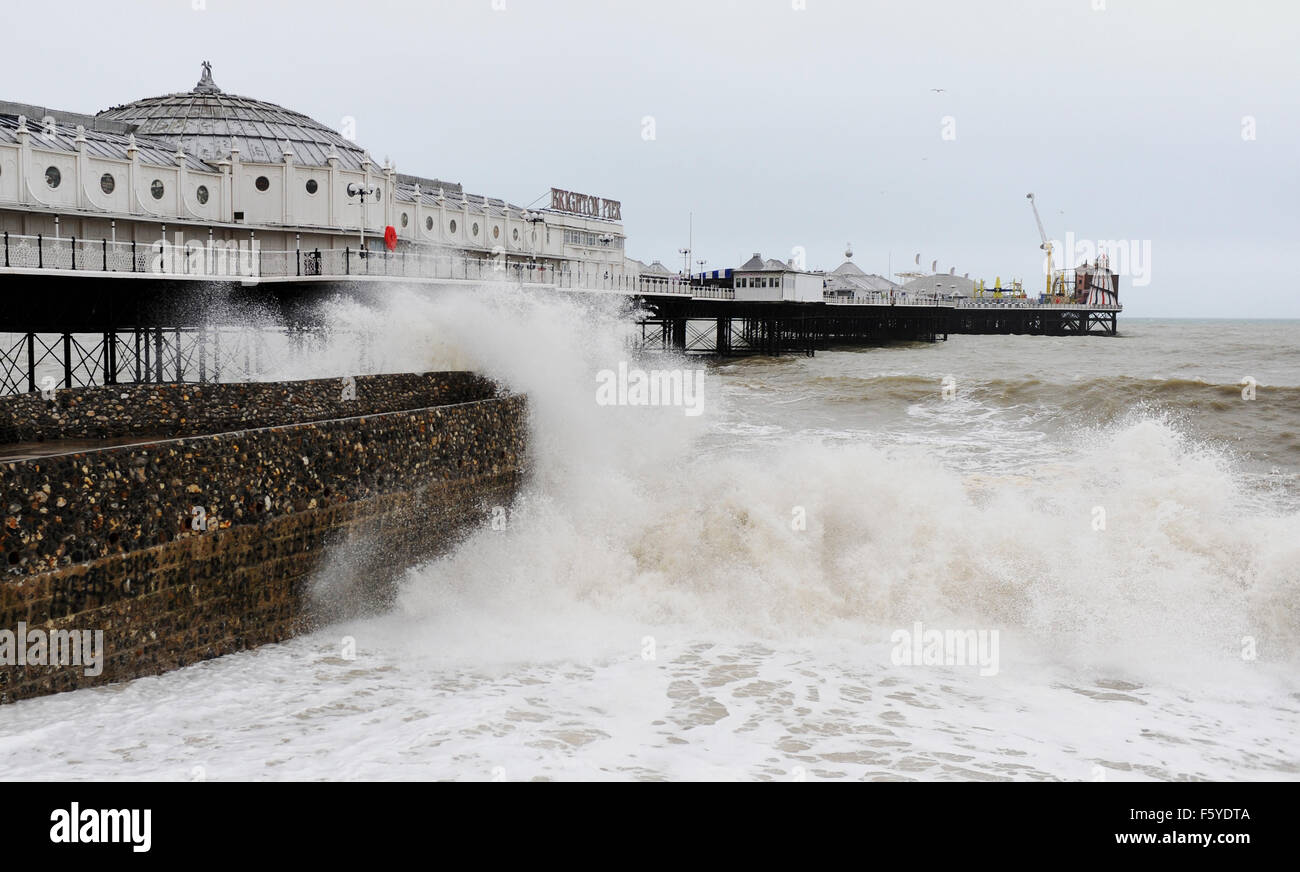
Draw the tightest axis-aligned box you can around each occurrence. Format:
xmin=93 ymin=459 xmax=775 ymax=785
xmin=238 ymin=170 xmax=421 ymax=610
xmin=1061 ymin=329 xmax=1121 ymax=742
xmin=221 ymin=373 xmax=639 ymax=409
xmin=845 ymin=242 xmax=853 ymax=259
xmin=194 ymin=60 xmax=222 ymax=94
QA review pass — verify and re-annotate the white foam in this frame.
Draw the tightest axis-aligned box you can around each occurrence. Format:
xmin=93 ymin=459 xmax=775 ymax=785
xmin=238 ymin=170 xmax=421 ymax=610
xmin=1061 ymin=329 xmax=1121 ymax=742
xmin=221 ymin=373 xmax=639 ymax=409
xmin=3 ymin=296 xmax=1297 ymax=781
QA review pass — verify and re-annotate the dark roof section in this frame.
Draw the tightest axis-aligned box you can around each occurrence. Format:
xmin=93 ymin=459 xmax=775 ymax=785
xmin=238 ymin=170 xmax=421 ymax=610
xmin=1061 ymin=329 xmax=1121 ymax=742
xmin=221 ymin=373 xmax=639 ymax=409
xmin=96 ymin=64 xmax=372 ymax=169
xmin=392 ymin=178 xmax=524 ymax=214
xmin=901 ymin=273 xmax=976 ymax=295
xmin=0 ymin=113 xmax=212 ymax=170
xmin=0 ymin=101 xmax=136 ymax=136
xmin=395 ymin=173 xmax=463 ymax=195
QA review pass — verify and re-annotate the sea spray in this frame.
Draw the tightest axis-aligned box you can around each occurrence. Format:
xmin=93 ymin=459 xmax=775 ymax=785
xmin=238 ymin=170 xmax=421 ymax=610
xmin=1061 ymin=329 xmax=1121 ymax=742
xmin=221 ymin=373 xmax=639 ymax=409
xmin=3 ymin=305 xmax=1298 ymax=781
xmin=173 ymin=290 xmax=1300 ymax=679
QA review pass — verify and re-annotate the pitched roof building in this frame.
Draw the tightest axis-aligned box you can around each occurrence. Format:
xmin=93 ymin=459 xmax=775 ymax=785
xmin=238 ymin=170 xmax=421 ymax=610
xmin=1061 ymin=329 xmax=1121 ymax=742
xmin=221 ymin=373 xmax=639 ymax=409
xmin=823 ymin=258 xmax=903 ymax=297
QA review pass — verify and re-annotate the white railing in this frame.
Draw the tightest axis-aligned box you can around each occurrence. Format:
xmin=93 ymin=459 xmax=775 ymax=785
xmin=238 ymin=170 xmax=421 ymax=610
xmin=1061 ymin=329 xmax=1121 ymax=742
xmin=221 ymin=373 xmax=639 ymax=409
xmin=954 ymin=298 xmax=1122 ymax=311
xmin=0 ymin=232 xmax=692 ymax=296
xmin=824 ymin=292 xmax=945 ymax=307
xmin=0 ymin=234 xmax=1122 ymax=309
xmin=820 ymin=292 xmax=1121 ymax=311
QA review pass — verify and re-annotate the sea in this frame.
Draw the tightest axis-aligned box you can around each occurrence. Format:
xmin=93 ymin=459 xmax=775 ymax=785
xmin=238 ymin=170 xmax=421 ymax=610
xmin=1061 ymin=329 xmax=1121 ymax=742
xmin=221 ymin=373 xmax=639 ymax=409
xmin=2 ymin=289 xmax=1297 ymax=781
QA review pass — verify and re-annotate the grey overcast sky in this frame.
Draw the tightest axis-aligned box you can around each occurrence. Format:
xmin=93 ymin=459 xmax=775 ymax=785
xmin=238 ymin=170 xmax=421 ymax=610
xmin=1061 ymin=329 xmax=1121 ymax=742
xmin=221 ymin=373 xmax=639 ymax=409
xmin=6 ymin=0 xmax=1298 ymax=317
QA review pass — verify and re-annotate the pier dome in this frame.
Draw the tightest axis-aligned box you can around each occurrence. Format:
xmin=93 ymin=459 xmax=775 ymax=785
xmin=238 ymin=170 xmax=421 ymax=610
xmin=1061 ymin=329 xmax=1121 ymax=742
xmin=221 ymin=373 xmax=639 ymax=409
xmin=96 ymin=62 xmax=372 ymax=169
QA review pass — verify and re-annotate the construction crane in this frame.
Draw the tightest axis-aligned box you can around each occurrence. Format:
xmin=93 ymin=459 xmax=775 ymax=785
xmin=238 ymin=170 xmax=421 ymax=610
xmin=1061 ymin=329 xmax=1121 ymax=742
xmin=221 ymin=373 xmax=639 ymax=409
xmin=1026 ymin=193 xmax=1053 ymax=297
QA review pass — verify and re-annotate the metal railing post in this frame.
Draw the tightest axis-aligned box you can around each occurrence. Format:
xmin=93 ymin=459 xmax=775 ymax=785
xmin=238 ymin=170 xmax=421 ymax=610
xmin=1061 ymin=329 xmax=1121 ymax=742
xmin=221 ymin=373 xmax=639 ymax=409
xmin=108 ymin=330 xmax=118 ymax=384
xmin=26 ymin=333 xmax=35 ymax=394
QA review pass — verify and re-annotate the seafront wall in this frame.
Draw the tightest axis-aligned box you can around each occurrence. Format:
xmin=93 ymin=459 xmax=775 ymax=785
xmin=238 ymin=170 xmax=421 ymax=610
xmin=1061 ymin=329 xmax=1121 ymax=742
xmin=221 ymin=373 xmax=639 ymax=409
xmin=0 ymin=374 xmax=527 ymax=703
xmin=0 ymin=371 xmax=499 ymax=443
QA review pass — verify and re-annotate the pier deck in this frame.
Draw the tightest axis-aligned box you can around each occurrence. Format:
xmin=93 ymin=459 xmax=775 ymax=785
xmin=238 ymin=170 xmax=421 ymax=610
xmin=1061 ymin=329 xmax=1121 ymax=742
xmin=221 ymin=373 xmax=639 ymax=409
xmin=0 ymin=240 xmax=1120 ymax=393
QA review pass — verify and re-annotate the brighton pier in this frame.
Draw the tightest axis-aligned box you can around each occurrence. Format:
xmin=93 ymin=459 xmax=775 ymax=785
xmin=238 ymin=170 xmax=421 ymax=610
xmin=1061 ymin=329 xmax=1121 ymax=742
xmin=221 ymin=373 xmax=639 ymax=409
xmin=0 ymin=62 xmax=1121 ymax=392
xmin=0 ymin=64 xmax=1120 ymax=701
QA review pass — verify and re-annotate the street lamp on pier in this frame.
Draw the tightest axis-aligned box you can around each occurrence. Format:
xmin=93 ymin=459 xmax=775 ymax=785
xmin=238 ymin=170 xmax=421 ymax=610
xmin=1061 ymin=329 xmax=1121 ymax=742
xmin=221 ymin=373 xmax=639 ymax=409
xmin=346 ymin=182 xmax=376 ymax=251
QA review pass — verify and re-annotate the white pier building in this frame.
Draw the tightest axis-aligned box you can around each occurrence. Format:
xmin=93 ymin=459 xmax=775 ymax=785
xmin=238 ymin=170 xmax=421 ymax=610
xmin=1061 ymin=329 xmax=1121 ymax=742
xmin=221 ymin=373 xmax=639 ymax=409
xmin=0 ymin=63 xmax=635 ymax=287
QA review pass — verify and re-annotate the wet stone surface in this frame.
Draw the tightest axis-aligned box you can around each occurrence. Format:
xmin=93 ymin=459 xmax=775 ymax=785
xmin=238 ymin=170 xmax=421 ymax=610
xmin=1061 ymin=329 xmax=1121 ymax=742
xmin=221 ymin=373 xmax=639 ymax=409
xmin=0 ymin=372 xmax=499 ymax=444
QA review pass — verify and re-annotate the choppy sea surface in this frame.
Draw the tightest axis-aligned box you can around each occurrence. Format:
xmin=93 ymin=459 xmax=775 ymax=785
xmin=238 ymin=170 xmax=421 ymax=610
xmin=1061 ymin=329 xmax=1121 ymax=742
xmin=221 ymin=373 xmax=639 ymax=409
xmin=2 ymin=296 xmax=1298 ymax=781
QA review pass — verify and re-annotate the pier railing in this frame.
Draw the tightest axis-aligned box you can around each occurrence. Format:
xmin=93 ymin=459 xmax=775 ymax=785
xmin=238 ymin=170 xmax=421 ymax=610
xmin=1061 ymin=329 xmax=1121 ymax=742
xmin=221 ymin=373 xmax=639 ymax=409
xmin=0 ymin=232 xmax=694 ymax=297
xmin=953 ymin=298 xmax=1122 ymax=311
xmin=825 ymin=292 xmax=945 ymax=307
xmin=0 ymin=232 xmax=1122 ymax=312
xmin=691 ymin=287 xmax=736 ymax=300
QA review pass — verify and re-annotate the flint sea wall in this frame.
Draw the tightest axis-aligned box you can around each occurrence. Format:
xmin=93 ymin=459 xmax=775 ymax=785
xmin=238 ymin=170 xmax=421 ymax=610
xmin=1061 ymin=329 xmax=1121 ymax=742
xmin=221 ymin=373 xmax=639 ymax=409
xmin=0 ymin=372 xmax=527 ymax=702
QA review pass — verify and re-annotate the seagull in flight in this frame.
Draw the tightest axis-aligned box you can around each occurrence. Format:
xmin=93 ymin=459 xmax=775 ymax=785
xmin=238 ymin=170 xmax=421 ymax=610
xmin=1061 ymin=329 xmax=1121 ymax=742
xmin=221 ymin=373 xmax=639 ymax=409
xmin=930 ymin=88 xmax=946 ymax=94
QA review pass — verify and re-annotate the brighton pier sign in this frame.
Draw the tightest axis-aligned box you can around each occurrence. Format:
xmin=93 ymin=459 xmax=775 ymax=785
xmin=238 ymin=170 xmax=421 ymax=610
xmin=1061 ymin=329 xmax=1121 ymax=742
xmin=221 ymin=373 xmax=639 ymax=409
xmin=550 ymin=187 xmax=621 ymax=221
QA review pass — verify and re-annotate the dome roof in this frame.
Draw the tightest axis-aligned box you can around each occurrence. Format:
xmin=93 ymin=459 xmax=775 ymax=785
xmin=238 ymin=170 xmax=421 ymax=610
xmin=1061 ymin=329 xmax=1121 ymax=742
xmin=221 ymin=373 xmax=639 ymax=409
xmin=96 ymin=62 xmax=372 ymax=169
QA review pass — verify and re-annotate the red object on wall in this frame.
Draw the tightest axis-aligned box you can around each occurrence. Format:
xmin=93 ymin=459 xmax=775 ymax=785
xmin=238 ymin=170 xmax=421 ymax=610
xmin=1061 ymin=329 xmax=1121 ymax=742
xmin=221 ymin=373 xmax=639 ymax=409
xmin=384 ymin=225 xmax=397 ymax=251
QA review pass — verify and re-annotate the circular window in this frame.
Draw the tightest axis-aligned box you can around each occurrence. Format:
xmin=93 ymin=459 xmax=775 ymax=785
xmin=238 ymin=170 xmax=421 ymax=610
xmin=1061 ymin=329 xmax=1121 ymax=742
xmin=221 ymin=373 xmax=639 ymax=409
xmin=492 ymin=225 xmax=500 ymax=239
xmin=196 ymin=185 xmax=209 ymax=205
xmin=449 ymin=219 xmax=457 ymax=234
xmin=150 ymin=180 xmax=164 ymax=199
xmin=255 ymin=176 xmax=270 ymax=192
xmin=401 ymin=212 xmax=408 ymax=227
xmin=100 ymin=173 xmax=115 ymax=195
xmin=472 ymin=222 xmax=479 ymax=237
xmin=512 ymin=228 xmax=519 ymax=242
xmin=305 ymin=178 xmax=318 ymax=194
xmin=425 ymin=216 xmax=434 ymax=231
xmin=45 ymin=166 xmax=61 ymax=188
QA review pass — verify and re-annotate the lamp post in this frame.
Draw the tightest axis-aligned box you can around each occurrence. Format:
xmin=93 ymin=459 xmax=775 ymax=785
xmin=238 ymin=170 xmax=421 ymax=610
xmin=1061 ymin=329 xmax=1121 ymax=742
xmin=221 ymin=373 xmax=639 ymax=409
xmin=521 ymin=209 xmax=546 ymax=278
xmin=346 ymin=182 xmax=376 ymax=252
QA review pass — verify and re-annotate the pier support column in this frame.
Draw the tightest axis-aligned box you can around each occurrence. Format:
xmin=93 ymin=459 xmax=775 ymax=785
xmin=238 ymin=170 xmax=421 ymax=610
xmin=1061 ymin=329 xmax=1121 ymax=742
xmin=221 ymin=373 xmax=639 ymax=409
xmin=670 ymin=318 xmax=686 ymax=352
xmin=716 ymin=316 xmax=731 ymax=356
